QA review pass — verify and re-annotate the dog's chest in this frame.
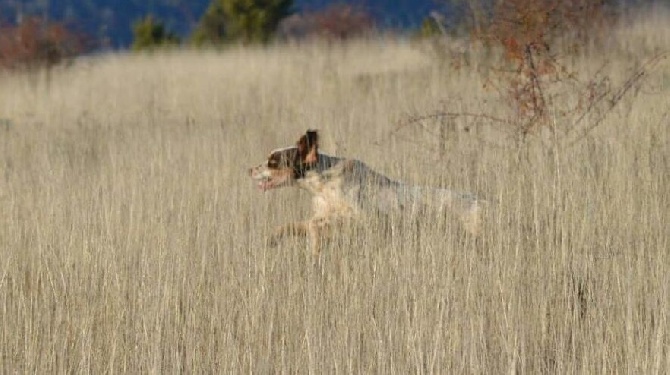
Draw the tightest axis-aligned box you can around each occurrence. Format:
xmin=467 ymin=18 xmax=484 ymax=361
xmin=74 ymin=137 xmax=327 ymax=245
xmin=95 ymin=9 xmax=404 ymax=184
xmin=299 ymin=173 xmax=360 ymax=218
xmin=312 ymin=184 xmax=361 ymax=218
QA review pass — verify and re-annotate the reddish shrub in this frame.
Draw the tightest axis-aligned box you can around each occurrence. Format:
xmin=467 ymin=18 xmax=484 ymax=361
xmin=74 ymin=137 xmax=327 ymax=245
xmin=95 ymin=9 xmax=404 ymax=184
xmin=0 ymin=17 xmax=86 ymax=70
xmin=279 ymin=4 xmax=374 ymax=41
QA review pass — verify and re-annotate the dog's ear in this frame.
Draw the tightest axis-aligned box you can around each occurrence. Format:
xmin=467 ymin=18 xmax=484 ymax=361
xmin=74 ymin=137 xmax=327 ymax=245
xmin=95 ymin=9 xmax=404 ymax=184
xmin=296 ymin=129 xmax=319 ymax=164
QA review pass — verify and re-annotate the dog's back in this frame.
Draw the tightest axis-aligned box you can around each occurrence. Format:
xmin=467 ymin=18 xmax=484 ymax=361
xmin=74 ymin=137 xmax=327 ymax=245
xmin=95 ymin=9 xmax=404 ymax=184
xmin=300 ymin=157 xmax=484 ymax=234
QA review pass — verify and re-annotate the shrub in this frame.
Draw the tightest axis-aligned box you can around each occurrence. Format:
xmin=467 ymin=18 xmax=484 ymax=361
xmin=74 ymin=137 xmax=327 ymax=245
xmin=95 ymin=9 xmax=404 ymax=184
xmin=0 ymin=17 xmax=85 ymax=71
xmin=401 ymin=0 xmax=662 ymax=149
xmin=278 ymin=4 xmax=374 ymax=41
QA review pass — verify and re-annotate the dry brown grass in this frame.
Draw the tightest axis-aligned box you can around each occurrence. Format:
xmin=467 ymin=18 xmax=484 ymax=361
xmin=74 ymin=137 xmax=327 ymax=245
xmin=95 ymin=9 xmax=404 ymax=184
xmin=0 ymin=12 xmax=668 ymax=373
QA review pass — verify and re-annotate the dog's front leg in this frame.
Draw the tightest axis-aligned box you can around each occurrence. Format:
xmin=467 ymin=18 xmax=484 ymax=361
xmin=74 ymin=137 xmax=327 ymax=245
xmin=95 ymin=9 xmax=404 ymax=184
xmin=268 ymin=221 xmax=310 ymax=247
xmin=307 ymin=217 xmax=333 ymax=257
xmin=307 ymin=221 xmax=322 ymax=257
xmin=269 ymin=218 xmax=330 ymax=256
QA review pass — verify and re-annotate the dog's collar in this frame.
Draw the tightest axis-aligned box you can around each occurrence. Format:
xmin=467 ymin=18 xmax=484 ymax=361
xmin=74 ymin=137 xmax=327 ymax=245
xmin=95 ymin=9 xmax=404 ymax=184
xmin=292 ymin=154 xmax=341 ymax=179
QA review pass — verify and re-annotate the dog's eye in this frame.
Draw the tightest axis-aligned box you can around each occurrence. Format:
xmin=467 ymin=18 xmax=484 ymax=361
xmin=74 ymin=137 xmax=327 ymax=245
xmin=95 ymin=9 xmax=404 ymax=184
xmin=268 ymin=159 xmax=279 ymax=168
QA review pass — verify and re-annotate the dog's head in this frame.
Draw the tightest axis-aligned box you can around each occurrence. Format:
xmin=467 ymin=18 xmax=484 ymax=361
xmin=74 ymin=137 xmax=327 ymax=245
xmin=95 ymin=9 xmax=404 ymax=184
xmin=249 ymin=130 xmax=320 ymax=191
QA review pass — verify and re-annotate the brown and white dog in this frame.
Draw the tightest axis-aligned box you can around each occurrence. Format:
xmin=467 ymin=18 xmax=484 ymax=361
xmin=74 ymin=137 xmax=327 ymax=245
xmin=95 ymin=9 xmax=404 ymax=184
xmin=249 ymin=130 xmax=484 ymax=255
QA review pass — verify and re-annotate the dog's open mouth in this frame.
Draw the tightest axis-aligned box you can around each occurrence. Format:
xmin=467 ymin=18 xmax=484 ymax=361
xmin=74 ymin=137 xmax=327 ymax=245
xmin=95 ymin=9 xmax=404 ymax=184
xmin=257 ymin=178 xmax=277 ymax=192
xmin=254 ymin=174 xmax=289 ymax=192
xmin=250 ymin=165 xmax=291 ymax=192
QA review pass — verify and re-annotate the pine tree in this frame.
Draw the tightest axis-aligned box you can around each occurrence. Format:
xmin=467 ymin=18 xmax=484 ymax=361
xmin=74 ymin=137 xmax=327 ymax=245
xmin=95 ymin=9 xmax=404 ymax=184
xmin=192 ymin=0 xmax=293 ymax=45
xmin=191 ymin=2 xmax=228 ymax=46
xmin=131 ymin=16 xmax=180 ymax=51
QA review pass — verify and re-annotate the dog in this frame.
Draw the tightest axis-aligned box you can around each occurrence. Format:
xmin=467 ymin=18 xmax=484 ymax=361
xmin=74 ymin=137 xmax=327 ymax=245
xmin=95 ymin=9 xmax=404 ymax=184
xmin=249 ymin=130 xmax=484 ymax=255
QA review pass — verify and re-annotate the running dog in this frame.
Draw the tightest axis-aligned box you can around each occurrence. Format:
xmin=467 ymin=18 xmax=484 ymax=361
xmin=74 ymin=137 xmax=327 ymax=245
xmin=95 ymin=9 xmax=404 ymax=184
xmin=249 ymin=130 xmax=484 ymax=255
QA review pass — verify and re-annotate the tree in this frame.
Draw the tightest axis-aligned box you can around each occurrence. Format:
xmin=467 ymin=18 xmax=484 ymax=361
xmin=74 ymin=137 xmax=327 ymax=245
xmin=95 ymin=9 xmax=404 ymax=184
xmin=131 ymin=16 xmax=180 ymax=51
xmin=192 ymin=0 xmax=293 ymax=45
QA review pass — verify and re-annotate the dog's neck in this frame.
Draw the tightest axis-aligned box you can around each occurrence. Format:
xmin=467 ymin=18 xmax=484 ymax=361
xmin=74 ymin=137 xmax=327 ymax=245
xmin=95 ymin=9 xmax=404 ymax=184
xmin=311 ymin=152 xmax=342 ymax=173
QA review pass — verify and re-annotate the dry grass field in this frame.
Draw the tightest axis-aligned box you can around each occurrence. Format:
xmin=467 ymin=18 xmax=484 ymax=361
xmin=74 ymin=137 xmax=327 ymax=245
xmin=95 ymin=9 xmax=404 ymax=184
xmin=0 ymin=10 xmax=669 ymax=374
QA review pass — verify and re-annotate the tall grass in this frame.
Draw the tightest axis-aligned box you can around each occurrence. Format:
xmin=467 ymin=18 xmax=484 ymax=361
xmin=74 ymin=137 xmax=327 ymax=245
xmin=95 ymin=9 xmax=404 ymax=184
xmin=0 ymin=13 xmax=668 ymax=373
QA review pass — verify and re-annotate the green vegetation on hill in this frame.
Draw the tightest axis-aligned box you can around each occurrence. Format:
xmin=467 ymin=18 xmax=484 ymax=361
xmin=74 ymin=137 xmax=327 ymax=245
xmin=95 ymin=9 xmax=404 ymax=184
xmin=192 ymin=0 xmax=293 ymax=45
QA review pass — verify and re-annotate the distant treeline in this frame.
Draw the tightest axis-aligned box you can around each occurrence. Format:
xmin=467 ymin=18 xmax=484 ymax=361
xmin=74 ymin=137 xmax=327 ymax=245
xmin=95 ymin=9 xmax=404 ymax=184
xmin=0 ymin=0 xmax=441 ymax=49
